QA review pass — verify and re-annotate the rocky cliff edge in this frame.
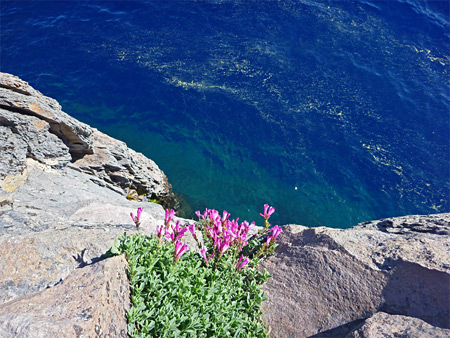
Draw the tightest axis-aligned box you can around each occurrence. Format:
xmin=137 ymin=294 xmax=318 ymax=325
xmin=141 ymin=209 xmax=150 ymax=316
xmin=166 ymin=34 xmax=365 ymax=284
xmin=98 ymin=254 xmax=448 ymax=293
xmin=0 ymin=73 xmax=448 ymax=337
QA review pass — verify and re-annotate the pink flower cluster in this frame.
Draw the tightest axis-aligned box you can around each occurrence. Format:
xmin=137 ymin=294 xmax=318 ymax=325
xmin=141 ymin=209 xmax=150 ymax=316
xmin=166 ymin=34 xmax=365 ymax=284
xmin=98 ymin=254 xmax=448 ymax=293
xmin=195 ymin=208 xmax=255 ymax=270
xmin=154 ymin=208 xmax=194 ymax=262
xmin=131 ymin=204 xmax=282 ymax=269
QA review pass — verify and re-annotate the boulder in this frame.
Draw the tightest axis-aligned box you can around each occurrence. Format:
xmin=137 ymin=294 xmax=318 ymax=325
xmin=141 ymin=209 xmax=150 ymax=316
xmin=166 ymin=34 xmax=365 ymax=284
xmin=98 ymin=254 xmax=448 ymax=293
xmin=0 ymin=158 xmax=165 ymax=235
xmin=0 ymin=155 xmax=168 ymax=305
xmin=0 ymin=255 xmax=130 ymax=338
xmin=0 ymin=225 xmax=130 ymax=305
xmin=345 ymin=312 xmax=450 ymax=338
xmin=260 ymin=214 xmax=450 ymax=337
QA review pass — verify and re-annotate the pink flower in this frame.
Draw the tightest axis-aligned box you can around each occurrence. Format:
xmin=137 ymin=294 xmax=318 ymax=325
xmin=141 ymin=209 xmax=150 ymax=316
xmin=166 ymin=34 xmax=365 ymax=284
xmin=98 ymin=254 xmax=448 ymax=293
xmin=165 ymin=229 xmax=174 ymax=242
xmin=222 ymin=210 xmax=230 ymax=222
xmin=188 ymin=223 xmax=198 ymax=241
xmin=156 ymin=225 xmax=165 ymax=238
xmin=174 ymin=241 xmax=189 ymax=262
xmin=130 ymin=207 xmax=143 ymax=229
xmin=270 ymin=225 xmax=282 ymax=238
xmin=266 ymin=225 xmax=283 ymax=246
xmin=169 ymin=221 xmax=187 ymax=242
xmin=195 ymin=210 xmax=203 ymax=219
xmin=164 ymin=209 xmax=176 ymax=227
xmin=236 ymin=254 xmax=249 ymax=271
xmin=200 ymin=248 xmax=214 ymax=264
xmin=260 ymin=204 xmax=275 ymax=220
xmin=217 ymin=239 xmax=230 ymax=257
xmin=209 ymin=210 xmax=220 ymax=223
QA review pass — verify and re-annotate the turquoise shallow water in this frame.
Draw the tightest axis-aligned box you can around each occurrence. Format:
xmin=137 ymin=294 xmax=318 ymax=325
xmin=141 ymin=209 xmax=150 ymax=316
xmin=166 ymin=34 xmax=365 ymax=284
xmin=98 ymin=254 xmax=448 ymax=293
xmin=1 ymin=0 xmax=449 ymax=227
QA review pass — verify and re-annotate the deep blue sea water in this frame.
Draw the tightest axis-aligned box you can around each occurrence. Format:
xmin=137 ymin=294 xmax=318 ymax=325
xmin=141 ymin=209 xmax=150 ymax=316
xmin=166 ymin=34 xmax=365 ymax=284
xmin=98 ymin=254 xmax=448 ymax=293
xmin=1 ymin=0 xmax=449 ymax=228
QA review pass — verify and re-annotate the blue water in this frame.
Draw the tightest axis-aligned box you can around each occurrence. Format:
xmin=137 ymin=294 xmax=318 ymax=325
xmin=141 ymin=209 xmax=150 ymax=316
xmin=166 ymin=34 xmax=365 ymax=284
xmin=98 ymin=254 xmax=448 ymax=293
xmin=1 ymin=0 xmax=449 ymax=228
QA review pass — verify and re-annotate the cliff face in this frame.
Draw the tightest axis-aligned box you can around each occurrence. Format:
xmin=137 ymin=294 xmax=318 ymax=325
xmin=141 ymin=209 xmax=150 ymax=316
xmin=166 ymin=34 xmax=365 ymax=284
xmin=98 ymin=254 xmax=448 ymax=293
xmin=0 ymin=72 xmax=174 ymax=205
xmin=0 ymin=73 xmax=448 ymax=337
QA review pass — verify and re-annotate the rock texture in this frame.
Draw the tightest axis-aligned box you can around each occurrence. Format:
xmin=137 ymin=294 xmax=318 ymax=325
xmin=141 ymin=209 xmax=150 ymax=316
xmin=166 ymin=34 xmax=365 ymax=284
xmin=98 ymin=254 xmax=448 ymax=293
xmin=345 ymin=312 xmax=450 ymax=338
xmin=0 ymin=73 xmax=93 ymax=156
xmin=0 ymin=158 xmax=167 ymax=305
xmin=0 ymin=255 xmax=130 ymax=338
xmin=71 ymin=128 xmax=173 ymax=204
xmin=261 ymin=214 xmax=450 ymax=337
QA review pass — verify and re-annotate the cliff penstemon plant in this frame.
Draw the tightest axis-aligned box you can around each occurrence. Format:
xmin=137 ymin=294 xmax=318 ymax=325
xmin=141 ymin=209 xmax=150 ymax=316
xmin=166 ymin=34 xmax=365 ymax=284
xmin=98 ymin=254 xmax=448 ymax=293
xmin=108 ymin=204 xmax=281 ymax=337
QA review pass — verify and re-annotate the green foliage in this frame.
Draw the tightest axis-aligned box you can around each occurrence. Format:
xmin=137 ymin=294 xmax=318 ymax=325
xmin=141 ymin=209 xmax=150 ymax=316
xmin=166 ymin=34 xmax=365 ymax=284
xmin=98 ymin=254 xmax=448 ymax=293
xmin=111 ymin=232 xmax=270 ymax=338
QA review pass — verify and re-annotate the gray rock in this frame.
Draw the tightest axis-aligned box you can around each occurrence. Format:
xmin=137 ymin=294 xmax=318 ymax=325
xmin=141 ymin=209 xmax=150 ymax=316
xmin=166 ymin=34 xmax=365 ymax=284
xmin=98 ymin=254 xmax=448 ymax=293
xmin=0 ymin=224 xmax=129 ymax=305
xmin=345 ymin=312 xmax=450 ymax=338
xmin=0 ymin=255 xmax=130 ymax=338
xmin=0 ymin=72 xmax=175 ymax=204
xmin=0 ymin=108 xmax=71 ymax=178
xmin=0 ymin=158 xmax=166 ymax=304
xmin=0 ymin=72 xmax=93 ymax=155
xmin=356 ymin=213 xmax=450 ymax=236
xmin=260 ymin=225 xmax=386 ymax=338
xmin=0 ymin=124 xmax=27 ymax=178
xmin=71 ymin=128 xmax=175 ymax=205
xmin=261 ymin=214 xmax=450 ymax=337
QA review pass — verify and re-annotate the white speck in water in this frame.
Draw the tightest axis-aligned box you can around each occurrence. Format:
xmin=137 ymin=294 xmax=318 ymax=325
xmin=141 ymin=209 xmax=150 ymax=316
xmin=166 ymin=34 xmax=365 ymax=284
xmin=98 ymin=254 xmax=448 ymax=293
xmin=294 ymin=186 xmax=298 ymax=190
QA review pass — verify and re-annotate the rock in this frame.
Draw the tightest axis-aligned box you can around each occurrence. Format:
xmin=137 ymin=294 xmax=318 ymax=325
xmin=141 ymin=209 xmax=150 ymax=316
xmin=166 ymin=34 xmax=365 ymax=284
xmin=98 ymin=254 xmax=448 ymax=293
xmin=356 ymin=213 xmax=450 ymax=236
xmin=0 ymin=155 xmax=168 ymax=304
xmin=0 ymin=124 xmax=27 ymax=179
xmin=0 ymin=255 xmax=130 ymax=338
xmin=0 ymin=73 xmax=93 ymax=155
xmin=260 ymin=226 xmax=386 ymax=338
xmin=0 ymin=159 xmax=165 ymax=236
xmin=261 ymin=214 xmax=450 ymax=337
xmin=0 ymin=72 xmax=175 ymax=204
xmin=0 ymin=190 xmax=12 ymax=209
xmin=71 ymin=128 xmax=175 ymax=205
xmin=0 ymin=225 xmax=130 ymax=305
xmin=0 ymin=166 xmax=29 ymax=193
xmin=0 ymin=108 xmax=71 ymax=178
xmin=345 ymin=312 xmax=450 ymax=338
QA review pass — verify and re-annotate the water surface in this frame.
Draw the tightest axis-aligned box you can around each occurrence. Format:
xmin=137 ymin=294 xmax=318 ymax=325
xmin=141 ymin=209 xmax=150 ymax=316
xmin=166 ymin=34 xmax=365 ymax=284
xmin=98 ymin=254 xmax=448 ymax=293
xmin=1 ymin=0 xmax=449 ymax=227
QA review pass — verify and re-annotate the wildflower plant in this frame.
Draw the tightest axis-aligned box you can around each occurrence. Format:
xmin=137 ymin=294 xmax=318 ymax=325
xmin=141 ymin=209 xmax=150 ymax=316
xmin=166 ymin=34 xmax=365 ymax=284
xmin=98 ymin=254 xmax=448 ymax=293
xmin=108 ymin=204 xmax=281 ymax=337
